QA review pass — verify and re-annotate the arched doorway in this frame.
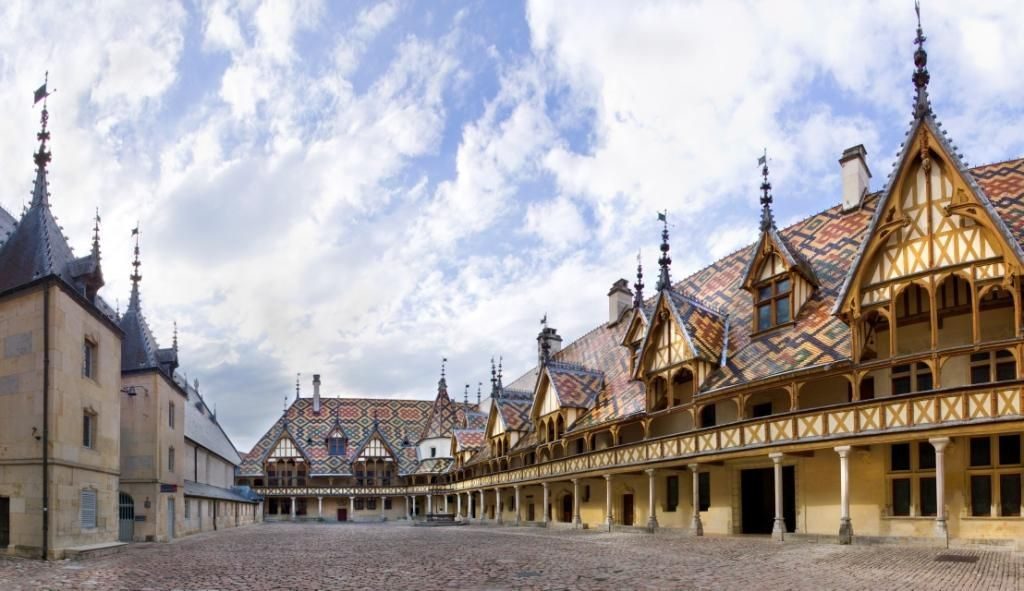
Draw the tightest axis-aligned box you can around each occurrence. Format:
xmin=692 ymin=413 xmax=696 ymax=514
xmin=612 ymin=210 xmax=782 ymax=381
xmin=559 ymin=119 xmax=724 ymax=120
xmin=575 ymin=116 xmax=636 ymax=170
xmin=118 ymin=492 xmax=135 ymax=542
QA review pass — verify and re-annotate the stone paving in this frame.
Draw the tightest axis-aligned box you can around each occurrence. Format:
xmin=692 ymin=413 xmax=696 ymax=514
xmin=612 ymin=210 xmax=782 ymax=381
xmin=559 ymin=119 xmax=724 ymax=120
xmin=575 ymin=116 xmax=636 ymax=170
xmin=0 ymin=522 xmax=1021 ymax=590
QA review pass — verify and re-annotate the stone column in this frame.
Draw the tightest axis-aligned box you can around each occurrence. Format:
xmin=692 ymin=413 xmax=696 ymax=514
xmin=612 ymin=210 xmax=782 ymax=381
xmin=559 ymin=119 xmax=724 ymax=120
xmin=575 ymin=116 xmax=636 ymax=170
xmin=929 ymin=437 xmax=950 ymax=542
xmin=835 ymin=446 xmax=853 ymax=544
xmin=349 ymin=496 xmax=355 ymax=522
xmin=411 ymin=495 xmax=417 ymax=519
xmin=542 ymin=482 xmax=550 ymax=527
xmin=770 ymin=453 xmax=785 ymax=541
xmin=380 ymin=496 xmax=386 ymax=520
xmin=443 ymin=494 xmax=449 ymax=514
xmin=405 ymin=496 xmax=412 ymax=520
xmin=427 ymin=494 xmax=433 ymax=515
xmin=495 ymin=488 xmax=504 ymax=525
xmin=688 ymin=464 xmax=703 ymax=536
xmin=572 ymin=478 xmax=582 ymax=528
xmin=604 ymin=474 xmax=613 ymax=532
xmin=456 ymin=493 xmax=463 ymax=522
xmin=513 ymin=485 xmax=521 ymax=526
xmin=317 ymin=496 xmax=323 ymax=519
xmin=468 ymin=491 xmax=474 ymax=521
xmin=290 ymin=496 xmax=296 ymax=521
xmin=645 ymin=468 xmax=658 ymax=532
xmin=478 ymin=490 xmax=485 ymax=522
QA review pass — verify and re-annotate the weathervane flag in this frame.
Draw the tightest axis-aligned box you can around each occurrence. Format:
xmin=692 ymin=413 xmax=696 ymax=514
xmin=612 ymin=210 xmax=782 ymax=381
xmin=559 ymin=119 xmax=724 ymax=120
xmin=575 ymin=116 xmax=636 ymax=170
xmin=33 ymin=83 xmax=48 ymax=105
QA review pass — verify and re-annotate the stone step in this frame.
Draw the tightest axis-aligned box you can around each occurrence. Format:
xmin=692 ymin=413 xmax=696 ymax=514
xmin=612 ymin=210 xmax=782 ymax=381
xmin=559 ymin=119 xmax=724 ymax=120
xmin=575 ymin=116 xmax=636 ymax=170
xmin=63 ymin=542 xmax=128 ymax=561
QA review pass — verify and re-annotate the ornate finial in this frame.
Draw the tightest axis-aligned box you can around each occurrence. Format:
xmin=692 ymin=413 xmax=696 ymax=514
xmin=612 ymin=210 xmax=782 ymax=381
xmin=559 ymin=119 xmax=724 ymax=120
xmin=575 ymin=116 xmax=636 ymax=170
xmin=194 ymin=377 xmax=199 ymax=392
xmin=633 ymin=250 xmax=645 ymax=308
xmin=441 ymin=357 xmax=447 ymax=381
xmin=283 ymin=395 xmax=288 ymax=414
xmin=656 ymin=211 xmax=671 ymax=291
xmin=497 ymin=356 xmax=503 ymax=389
xmin=129 ymin=224 xmax=142 ymax=309
xmin=115 ymin=298 xmax=120 ymax=319
xmin=464 ymin=384 xmax=469 ymax=406
xmin=912 ymin=1 xmax=931 ymax=118
xmin=30 ymin=73 xmax=55 ymax=207
xmin=477 ymin=382 xmax=482 ymax=406
xmin=295 ymin=373 xmax=301 ymax=400
xmin=540 ymin=313 xmax=547 ymax=329
xmin=490 ymin=357 xmax=498 ymax=396
xmin=172 ymin=321 xmax=178 ymax=352
xmin=758 ymin=149 xmax=775 ymax=232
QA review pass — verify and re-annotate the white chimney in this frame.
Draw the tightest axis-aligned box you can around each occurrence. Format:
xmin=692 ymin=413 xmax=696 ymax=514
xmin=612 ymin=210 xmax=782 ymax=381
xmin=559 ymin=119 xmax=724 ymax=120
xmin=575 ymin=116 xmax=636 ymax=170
xmin=607 ymin=278 xmax=633 ymax=324
xmin=839 ymin=145 xmax=871 ymax=212
xmin=312 ymin=374 xmax=321 ymax=414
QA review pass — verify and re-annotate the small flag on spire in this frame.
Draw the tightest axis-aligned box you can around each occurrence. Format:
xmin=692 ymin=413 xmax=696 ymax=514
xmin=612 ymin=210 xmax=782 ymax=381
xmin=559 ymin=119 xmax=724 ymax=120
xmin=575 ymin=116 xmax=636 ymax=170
xmin=34 ymin=83 xmax=48 ymax=104
xmin=757 ymin=152 xmax=767 ymax=166
xmin=657 ymin=211 xmax=667 ymax=222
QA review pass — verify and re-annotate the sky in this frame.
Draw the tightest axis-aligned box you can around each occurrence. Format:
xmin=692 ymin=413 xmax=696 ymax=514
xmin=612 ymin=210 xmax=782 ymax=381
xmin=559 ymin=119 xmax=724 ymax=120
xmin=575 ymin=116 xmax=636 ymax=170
xmin=0 ymin=0 xmax=1022 ymax=451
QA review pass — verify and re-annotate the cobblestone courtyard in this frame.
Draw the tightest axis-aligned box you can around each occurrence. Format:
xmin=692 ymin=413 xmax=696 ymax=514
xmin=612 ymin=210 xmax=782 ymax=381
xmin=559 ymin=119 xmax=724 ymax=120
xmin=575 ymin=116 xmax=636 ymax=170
xmin=0 ymin=522 xmax=1021 ymax=590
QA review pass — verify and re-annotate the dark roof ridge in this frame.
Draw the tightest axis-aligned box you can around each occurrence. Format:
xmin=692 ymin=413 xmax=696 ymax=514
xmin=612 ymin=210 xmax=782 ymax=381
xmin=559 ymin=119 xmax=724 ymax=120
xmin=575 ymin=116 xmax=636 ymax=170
xmin=969 ymin=155 xmax=1024 ymax=171
xmin=546 ymin=360 xmax=601 ymax=374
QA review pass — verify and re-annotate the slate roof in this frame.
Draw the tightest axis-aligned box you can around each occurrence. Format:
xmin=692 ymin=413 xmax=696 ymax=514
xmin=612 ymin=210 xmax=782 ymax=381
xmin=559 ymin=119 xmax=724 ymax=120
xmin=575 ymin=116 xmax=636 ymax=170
xmin=0 ymin=166 xmax=102 ymax=296
xmin=240 ymin=397 xmax=435 ymax=477
xmin=184 ymin=480 xmax=257 ymax=503
xmin=180 ymin=377 xmax=243 ymax=466
xmin=0 ymin=206 xmax=15 ymax=245
xmin=119 ymin=289 xmax=177 ymax=374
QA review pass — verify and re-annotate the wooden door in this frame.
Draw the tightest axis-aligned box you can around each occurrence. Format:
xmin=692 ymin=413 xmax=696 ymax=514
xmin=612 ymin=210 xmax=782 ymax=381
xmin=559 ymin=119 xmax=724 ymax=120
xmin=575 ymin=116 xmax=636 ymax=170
xmin=622 ymin=493 xmax=634 ymax=526
xmin=561 ymin=494 xmax=572 ymax=522
xmin=0 ymin=497 xmax=9 ymax=548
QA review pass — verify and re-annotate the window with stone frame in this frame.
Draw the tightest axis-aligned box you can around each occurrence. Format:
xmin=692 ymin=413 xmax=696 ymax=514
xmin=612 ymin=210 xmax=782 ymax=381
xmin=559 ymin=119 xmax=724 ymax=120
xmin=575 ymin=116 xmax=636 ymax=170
xmin=168 ymin=447 xmax=175 ymax=472
xmin=366 ymin=498 xmax=376 ymax=511
xmin=967 ymin=434 xmax=1023 ymax=517
xmin=82 ymin=338 xmax=98 ymax=379
xmin=886 ymin=442 xmax=937 ymax=517
xmin=354 ymin=498 xmax=365 ymax=510
xmin=79 ymin=488 xmax=97 ymax=529
xmin=755 ymin=275 xmax=792 ymax=332
xmin=82 ymin=411 xmax=97 ymax=449
xmin=327 ymin=436 xmax=346 ymax=456
xmin=169 ymin=401 xmax=175 ymax=429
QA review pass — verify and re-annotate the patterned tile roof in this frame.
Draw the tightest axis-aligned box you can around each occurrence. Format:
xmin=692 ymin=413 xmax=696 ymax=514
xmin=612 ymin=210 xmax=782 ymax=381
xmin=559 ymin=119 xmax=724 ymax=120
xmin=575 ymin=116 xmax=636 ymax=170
xmin=666 ymin=290 xmax=728 ymax=364
xmin=496 ymin=395 xmax=533 ymax=432
xmin=453 ymin=429 xmax=485 ymax=452
xmin=414 ymin=457 xmax=454 ymax=474
xmin=974 ymin=157 xmax=1024 ymax=251
xmin=545 ymin=362 xmax=603 ymax=408
xmin=239 ymin=397 xmax=433 ymax=477
xmin=419 ymin=379 xmax=464 ymax=440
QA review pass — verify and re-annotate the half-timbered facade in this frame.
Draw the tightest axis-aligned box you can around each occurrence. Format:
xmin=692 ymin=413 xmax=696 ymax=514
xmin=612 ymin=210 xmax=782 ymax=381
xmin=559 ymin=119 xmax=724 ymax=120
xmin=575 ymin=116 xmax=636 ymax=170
xmin=240 ymin=17 xmax=1024 ymax=547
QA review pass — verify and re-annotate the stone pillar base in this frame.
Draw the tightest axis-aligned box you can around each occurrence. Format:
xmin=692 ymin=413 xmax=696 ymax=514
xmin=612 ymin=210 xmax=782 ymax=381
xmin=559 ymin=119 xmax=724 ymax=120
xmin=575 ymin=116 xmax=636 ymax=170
xmin=934 ymin=518 xmax=949 ymax=544
xmin=604 ymin=518 xmax=613 ymax=533
xmin=646 ymin=516 xmax=658 ymax=533
xmin=542 ymin=519 xmax=549 ymax=528
xmin=573 ymin=516 xmax=582 ymax=529
xmin=838 ymin=518 xmax=853 ymax=545
xmin=514 ymin=517 xmax=521 ymax=527
xmin=691 ymin=515 xmax=703 ymax=536
xmin=771 ymin=518 xmax=785 ymax=541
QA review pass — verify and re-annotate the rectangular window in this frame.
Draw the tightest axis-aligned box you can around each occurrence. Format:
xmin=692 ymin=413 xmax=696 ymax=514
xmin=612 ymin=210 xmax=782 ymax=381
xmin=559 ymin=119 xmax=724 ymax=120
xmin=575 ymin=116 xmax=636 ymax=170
xmin=890 ymin=443 xmax=911 ymax=471
xmin=775 ymin=297 xmax=790 ymax=324
xmin=918 ymin=477 xmax=937 ymax=517
xmin=859 ymin=377 xmax=875 ymax=400
xmin=367 ymin=498 xmax=376 ymax=511
xmin=998 ymin=434 xmax=1021 ymax=466
xmin=915 ymin=363 xmax=933 ymax=391
xmin=891 ymin=478 xmax=911 ymax=516
xmin=996 ymin=350 xmax=1017 ymax=381
xmin=698 ymin=472 xmax=711 ymax=511
xmin=184 ymin=499 xmax=190 ymax=519
xmin=999 ymin=474 xmax=1021 ymax=517
xmin=169 ymin=402 xmax=175 ymax=429
xmin=666 ymin=475 xmax=679 ymax=512
xmin=891 ymin=365 xmax=911 ymax=395
xmin=82 ymin=339 xmax=97 ymax=379
xmin=751 ymin=402 xmax=772 ymax=418
xmin=757 ymin=304 xmax=771 ymax=332
xmin=80 ymin=489 xmax=97 ymax=529
xmin=971 ymin=475 xmax=992 ymax=516
xmin=168 ymin=447 xmax=175 ymax=472
xmin=384 ymin=498 xmax=392 ymax=510
xmin=918 ymin=442 xmax=936 ymax=470
xmin=354 ymin=498 xmax=365 ymax=510
xmin=970 ymin=437 xmax=992 ymax=467
xmin=327 ymin=438 xmax=346 ymax=456
xmin=430 ymin=447 xmax=437 ymax=458
xmin=83 ymin=412 xmax=95 ymax=448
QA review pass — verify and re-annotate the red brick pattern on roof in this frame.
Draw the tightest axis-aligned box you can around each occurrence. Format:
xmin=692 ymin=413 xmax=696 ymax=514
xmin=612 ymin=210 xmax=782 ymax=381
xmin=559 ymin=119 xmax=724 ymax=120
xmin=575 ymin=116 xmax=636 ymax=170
xmin=546 ymin=363 xmax=603 ymax=408
xmin=975 ymin=158 xmax=1024 ymax=252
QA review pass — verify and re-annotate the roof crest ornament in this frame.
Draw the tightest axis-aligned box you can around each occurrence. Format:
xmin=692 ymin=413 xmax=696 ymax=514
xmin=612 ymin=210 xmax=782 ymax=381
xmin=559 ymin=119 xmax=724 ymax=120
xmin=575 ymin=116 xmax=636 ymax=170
xmin=497 ymin=356 xmax=503 ymax=390
xmin=477 ymin=382 xmax=482 ymax=406
xmin=295 ymin=372 xmax=301 ymax=401
xmin=172 ymin=321 xmax=178 ymax=353
xmin=912 ymin=1 xmax=932 ymax=119
xmin=91 ymin=208 xmax=101 ymax=261
xmin=439 ymin=356 xmax=448 ymax=391
xmin=129 ymin=223 xmax=142 ymax=310
xmin=656 ymin=211 xmax=671 ymax=291
xmin=31 ymin=72 xmax=55 ymax=208
xmin=490 ymin=356 xmax=498 ymax=397
xmin=759 ymin=148 xmax=775 ymax=232
xmin=633 ymin=250 xmax=645 ymax=308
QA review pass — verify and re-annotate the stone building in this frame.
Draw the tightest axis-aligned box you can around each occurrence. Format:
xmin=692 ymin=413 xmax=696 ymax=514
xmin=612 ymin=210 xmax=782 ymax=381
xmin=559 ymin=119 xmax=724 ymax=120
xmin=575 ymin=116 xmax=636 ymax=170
xmin=0 ymin=89 xmax=257 ymax=559
xmin=243 ymin=17 xmax=1024 ymax=546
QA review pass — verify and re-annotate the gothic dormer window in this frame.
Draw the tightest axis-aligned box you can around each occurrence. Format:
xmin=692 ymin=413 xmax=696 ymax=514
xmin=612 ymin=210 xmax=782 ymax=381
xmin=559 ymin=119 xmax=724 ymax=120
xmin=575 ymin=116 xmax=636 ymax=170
xmin=755 ymin=271 xmax=791 ymax=332
xmin=327 ymin=437 xmax=346 ymax=456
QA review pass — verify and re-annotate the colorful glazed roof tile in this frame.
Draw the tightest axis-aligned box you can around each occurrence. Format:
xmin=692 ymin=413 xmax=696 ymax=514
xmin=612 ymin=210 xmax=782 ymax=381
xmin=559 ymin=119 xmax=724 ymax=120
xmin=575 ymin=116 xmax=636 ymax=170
xmin=975 ymin=158 xmax=1024 ymax=251
xmin=495 ymin=394 xmax=533 ymax=432
xmin=544 ymin=362 xmax=604 ymax=409
xmin=240 ymin=397 xmax=433 ymax=477
xmin=453 ymin=429 xmax=485 ymax=452
xmin=420 ymin=377 xmax=463 ymax=440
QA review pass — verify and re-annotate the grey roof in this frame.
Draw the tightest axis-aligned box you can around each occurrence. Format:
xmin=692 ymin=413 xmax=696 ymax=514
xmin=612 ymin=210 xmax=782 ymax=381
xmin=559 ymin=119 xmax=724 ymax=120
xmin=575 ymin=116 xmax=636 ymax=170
xmin=180 ymin=377 xmax=243 ymax=466
xmin=119 ymin=290 xmax=176 ymax=373
xmin=183 ymin=480 xmax=257 ymax=503
xmin=0 ymin=205 xmax=15 ymax=244
xmin=0 ymin=163 xmax=104 ymax=298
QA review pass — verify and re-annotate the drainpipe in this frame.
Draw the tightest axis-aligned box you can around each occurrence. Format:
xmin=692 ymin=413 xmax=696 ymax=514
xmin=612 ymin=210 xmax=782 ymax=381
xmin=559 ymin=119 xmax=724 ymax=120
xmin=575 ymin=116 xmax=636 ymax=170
xmin=41 ymin=284 xmax=50 ymax=561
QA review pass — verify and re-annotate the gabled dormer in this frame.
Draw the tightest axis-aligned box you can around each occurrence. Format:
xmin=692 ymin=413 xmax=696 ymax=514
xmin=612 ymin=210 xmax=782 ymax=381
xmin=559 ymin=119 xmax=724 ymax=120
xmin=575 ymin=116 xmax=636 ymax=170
xmin=742 ymin=153 xmax=818 ymax=334
xmin=621 ymin=254 xmax=652 ymax=374
xmin=835 ymin=17 xmax=1024 ymax=364
xmin=530 ymin=361 xmax=602 ymax=443
xmin=325 ymin=419 xmax=349 ymax=456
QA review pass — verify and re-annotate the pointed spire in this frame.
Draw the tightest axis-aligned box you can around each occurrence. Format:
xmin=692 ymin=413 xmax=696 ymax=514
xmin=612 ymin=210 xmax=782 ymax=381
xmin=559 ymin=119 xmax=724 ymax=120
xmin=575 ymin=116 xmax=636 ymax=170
xmin=497 ymin=356 xmax=504 ymax=390
xmin=172 ymin=321 xmax=178 ymax=353
xmin=759 ymin=149 xmax=775 ymax=232
xmin=129 ymin=224 xmax=142 ymax=310
xmin=477 ymin=382 xmax=482 ymax=406
xmin=656 ymin=211 xmax=672 ymax=291
xmin=912 ymin=1 xmax=932 ymax=119
xmin=295 ymin=372 xmax=301 ymax=401
xmin=463 ymin=384 xmax=469 ymax=406
xmin=633 ymin=250 xmax=645 ymax=308
xmin=30 ymin=73 xmax=53 ymax=208
xmin=439 ymin=357 xmax=448 ymax=391
xmin=490 ymin=357 xmax=498 ymax=397
xmin=91 ymin=208 xmax=101 ymax=260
